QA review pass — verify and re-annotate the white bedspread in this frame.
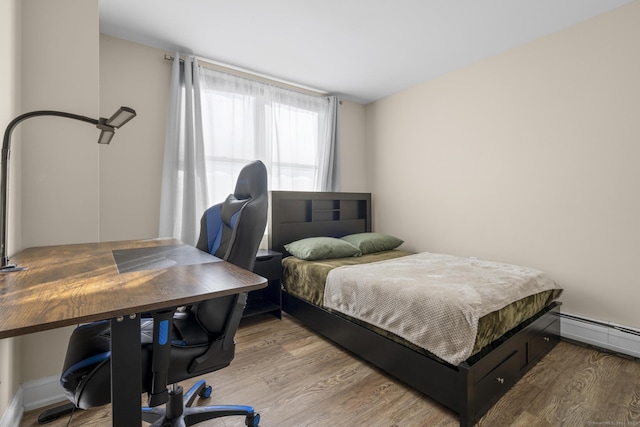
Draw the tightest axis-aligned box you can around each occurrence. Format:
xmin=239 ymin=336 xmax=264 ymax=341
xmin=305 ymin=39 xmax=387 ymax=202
xmin=323 ymin=252 xmax=562 ymax=365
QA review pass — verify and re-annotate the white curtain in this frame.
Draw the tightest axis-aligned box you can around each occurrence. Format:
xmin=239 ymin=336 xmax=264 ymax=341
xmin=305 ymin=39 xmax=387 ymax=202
xmin=319 ymin=96 xmax=340 ymax=191
xmin=158 ymin=55 xmax=209 ymax=245
xmin=159 ymin=55 xmax=339 ymax=245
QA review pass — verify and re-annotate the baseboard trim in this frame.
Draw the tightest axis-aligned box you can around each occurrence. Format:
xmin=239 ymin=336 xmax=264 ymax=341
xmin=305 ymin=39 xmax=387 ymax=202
xmin=0 ymin=386 xmax=23 ymax=427
xmin=21 ymin=376 xmax=66 ymax=411
xmin=560 ymin=312 xmax=640 ymax=359
xmin=0 ymin=376 xmax=69 ymax=425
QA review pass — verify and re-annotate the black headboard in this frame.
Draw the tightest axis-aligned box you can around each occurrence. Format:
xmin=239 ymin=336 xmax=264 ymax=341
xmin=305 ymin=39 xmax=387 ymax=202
xmin=268 ymin=191 xmax=371 ymax=256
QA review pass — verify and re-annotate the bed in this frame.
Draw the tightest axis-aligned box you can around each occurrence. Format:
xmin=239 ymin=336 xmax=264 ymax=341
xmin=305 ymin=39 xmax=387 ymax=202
xmin=268 ymin=190 xmax=562 ymax=427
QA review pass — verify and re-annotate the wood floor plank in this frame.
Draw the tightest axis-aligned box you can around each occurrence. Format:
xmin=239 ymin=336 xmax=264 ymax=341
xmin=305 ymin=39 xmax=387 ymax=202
xmin=19 ymin=314 xmax=640 ymax=427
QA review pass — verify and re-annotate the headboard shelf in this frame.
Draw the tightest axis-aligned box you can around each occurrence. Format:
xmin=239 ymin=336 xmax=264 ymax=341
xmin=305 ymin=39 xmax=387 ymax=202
xmin=269 ymin=191 xmax=372 ymax=255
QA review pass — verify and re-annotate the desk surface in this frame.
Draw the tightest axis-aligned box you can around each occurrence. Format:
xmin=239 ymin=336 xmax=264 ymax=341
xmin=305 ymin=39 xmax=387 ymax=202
xmin=0 ymin=238 xmax=267 ymax=339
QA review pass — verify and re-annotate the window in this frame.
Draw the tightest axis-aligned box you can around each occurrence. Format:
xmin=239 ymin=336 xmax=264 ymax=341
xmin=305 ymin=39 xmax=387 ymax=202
xmin=199 ymin=67 xmax=337 ymax=204
xmin=159 ymin=56 xmax=338 ymax=245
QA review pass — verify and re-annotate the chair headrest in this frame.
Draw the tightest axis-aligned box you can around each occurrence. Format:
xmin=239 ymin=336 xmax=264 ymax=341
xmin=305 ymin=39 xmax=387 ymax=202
xmin=233 ymin=160 xmax=267 ymax=200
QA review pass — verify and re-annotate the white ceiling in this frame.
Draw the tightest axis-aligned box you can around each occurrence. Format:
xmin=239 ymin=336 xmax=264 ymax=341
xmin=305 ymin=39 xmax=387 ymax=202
xmin=99 ymin=0 xmax=633 ymax=104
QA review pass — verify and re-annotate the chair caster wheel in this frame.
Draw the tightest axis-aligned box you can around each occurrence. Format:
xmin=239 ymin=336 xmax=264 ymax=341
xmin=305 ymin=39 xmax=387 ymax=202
xmin=198 ymin=385 xmax=212 ymax=399
xmin=245 ymin=413 xmax=260 ymax=426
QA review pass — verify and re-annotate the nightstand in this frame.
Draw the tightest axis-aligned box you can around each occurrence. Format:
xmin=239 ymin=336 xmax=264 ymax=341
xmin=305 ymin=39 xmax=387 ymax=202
xmin=243 ymin=249 xmax=282 ymax=319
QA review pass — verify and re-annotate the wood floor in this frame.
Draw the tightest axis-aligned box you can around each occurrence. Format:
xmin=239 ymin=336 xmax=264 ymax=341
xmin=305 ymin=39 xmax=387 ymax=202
xmin=21 ymin=313 xmax=640 ymax=427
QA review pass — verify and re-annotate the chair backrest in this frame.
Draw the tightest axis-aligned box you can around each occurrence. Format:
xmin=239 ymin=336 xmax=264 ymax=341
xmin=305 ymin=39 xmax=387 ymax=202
xmin=195 ymin=160 xmax=268 ymax=271
xmin=192 ymin=160 xmax=267 ymax=337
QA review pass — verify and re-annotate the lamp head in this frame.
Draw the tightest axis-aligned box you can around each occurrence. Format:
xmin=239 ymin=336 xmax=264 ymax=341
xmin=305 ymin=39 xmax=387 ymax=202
xmin=106 ymin=106 xmax=136 ymax=128
xmin=96 ymin=119 xmax=115 ymax=145
xmin=95 ymin=106 xmax=136 ymax=145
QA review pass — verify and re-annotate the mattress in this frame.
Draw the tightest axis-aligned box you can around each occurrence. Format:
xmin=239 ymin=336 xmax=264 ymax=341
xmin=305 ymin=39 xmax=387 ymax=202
xmin=282 ymin=250 xmax=562 ymax=364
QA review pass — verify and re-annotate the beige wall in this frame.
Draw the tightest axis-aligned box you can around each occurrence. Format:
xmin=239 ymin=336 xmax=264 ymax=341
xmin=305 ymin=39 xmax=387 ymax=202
xmin=366 ymin=2 xmax=640 ymax=329
xmin=0 ymin=0 xmax=21 ymax=416
xmin=338 ymin=100 xmax=367 ymax=192
xmin=99 ymin=35 xmax=171 ymax=241
xmin=19 ymin=0 xmax=100 ymax=383
xmin=21 ymin=0 xmax=100 ymax=249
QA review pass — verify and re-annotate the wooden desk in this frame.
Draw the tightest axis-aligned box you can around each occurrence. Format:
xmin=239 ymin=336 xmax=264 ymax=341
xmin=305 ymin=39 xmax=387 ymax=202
xmin=0 ymin=238 xmax=267 ymax=426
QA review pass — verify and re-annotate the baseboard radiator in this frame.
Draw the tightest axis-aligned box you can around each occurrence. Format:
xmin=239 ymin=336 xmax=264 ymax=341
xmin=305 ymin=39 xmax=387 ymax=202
xmin=560 ymin=312 xmax=640 ymax=359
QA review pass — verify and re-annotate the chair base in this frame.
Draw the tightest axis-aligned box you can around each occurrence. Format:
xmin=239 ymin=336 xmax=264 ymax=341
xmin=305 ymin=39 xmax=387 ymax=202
xmin=37 ymin=402 xmax=78 ymax=424
xmin=37 ymin=381 xmax=259 ymax=427
xmin=142 ymin=380 xmax=260 ymax=427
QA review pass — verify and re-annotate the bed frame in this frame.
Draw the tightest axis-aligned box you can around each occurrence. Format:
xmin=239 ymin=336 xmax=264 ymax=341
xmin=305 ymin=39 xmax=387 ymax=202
xmin=268 ymin=191 xmax=561 ymax=427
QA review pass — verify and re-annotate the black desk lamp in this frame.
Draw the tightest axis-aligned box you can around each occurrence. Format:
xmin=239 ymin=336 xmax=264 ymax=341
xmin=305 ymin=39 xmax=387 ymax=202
xmin=1 ymin=107 xmax=137 ymax=272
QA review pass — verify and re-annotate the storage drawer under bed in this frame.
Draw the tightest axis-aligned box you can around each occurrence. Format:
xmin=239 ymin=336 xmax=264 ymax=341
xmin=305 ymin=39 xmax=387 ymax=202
xmin=473 ymin=350 xmax=520 ymax=417
xmin=529 ymin=318 xmax=560 ymax=363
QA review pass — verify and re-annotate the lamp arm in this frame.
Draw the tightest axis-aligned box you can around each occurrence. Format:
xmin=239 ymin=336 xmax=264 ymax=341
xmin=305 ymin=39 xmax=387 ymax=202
xmin=0 ymin=111 xmax=101 ymax=270
xmin=2 ymin=110 xmax=99 ymax=152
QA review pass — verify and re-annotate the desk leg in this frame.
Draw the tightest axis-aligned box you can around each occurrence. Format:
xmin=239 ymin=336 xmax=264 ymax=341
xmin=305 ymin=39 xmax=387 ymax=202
xmin=110 ymin=315 xmax=142 ymax=427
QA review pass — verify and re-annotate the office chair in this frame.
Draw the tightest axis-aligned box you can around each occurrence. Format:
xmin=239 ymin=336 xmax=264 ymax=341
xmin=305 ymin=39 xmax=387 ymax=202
xmin=39 ymin=160 xmax=268 ymax=426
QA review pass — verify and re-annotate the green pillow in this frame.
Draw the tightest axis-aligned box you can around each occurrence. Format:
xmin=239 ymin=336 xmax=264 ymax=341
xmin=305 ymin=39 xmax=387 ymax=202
xmin=284 ymin=237 xmax=361 ymax=260
xmin=340 ymin=232 xmax=404 ymax=255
